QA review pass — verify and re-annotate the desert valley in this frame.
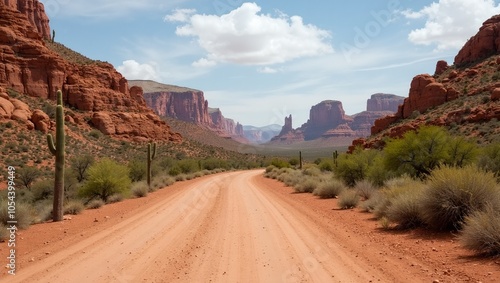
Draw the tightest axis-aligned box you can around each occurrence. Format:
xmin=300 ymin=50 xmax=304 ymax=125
xmin=1 ymin=1 xmax=500 ymax=282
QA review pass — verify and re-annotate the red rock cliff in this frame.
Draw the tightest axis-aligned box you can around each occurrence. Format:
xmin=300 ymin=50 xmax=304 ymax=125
xmin=0 ymin=2 xmax=180 ymax=142
xmin=302 ymin=100 xmax=352 ymax=140
xmin=366 ymin=93 xmax=405 ymax=112
xmin=3 ymin=0 xmax=51 ymax=39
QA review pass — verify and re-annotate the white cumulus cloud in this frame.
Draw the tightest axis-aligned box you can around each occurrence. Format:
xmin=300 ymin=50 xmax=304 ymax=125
xmin=257 ymin=67 xmax=279 ymax=74
xmin=168 ymin=2 xmax=333 ymax=66
xmin=403 ymin=0 xmax=500 ymax=50
xmin=192 ymin=58 xmax=217 ymax=68
xmin=117 ymin=60 xmax=159 ymax=80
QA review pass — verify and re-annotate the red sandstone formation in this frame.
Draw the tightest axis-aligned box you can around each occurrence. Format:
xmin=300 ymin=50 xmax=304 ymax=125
xmin=0 ymin=1 xmax=181 ymax=142
xmin=455 ymin=15 xmax=500 ymax=66
xmin=366 ymin=93 xmax=405 ymax=112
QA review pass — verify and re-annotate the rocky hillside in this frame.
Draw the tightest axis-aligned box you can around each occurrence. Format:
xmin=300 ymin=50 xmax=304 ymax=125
xmin=130 ymin=80 xmax=247 ymax=142
xmin=354 ymin=15 xmax=500 ymax=150
xmin=269 ymin=94 xmax=404 ymax=145
xmin=0 ymin=1 xmax=180 ymax=143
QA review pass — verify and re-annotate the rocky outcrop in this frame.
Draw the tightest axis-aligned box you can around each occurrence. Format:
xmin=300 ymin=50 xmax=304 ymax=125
xmin=2 ymin=0 xmax=51 ymax=39
xmin=0 ymin=2 xmax=181 ymax=142
xmin=455 ymin=15 xmax=500 ymax=66
xmin=144 ymin=90 xmax=211 ymax=125
xmin=366 ymin=93 xmax=405 ymax=112
xmin=435 ymin=60 xmax=449 ymax=76
xmin=133 ymin=80 xmax=247 ymax=141
xmin=302 ymin=100 xmax=352 ymax=140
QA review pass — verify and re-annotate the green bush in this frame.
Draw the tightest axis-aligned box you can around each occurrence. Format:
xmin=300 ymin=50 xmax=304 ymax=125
xmin=128 ymin=159 xmax=147 ymax=182
xmin=177 ymin=159 xmax=199 ymax=174
xmin=271 ymin=158 xmax=290 ymax=169
xmin=459 ymin=205 xmax=500 ymax=255
xmin=335 ymin=148 xmax=379 ymax=187
xmin=265 ymin=165 xmax=276 ymax=173
xmin=338 ymin=190 xmax=360 ymax=209
xmin=420 ymin=166 xmax=500 ymax=231
xmin=318 ymin=160 xmax=334 ymax=172
xmin=17 ymin=166 xmax=41 ymax=190
xmin=79 ymin=158 xmax=131 ymax=202
xmin=302 ymin=166 xmax=322 ymax=177
xmin=477 ymin=143 xmax=500 ymax=178
xmin=360 ymin=191 xmax=384 ymax=213
xmin=313 ymin=179 xmax=345 ymax=199
xmin=64 ymin=200 xmax=85 ymax=215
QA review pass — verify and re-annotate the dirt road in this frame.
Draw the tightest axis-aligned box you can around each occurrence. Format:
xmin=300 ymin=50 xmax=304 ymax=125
xmin=2 ymin=170 xmax=495 ymax=282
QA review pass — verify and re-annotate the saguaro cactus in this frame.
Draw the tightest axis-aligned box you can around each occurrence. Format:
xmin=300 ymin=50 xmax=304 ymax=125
xmin=147 ymin=142 xmax=157 ymax=188
xmin=47 ymin=90 xmax=65 ymax=222
xmin=299 ymin=151 xmax=303 ymax=170
xmin=333 ymin=150 xmax=339 ymax=167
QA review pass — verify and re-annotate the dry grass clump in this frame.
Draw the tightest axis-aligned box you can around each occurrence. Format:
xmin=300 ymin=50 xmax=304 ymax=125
xmin=385 ymin=186 xmax=425 ymax=229
xmin=373 ymin=176 xmax=422 ymax=220
xmin=0 ymin=201 xmax=34 ymax=229
xmin=106 ymin=194 xmax=124 ymax=204
xmin=420 ymin=166 xmax=500 ymax=230
xmin=459 ymin=205 xmax=500 ymax=255
xmin=355 ymin=180 xmax=377 ymax=200
xmin=313 ymin=179 xmax=345 ymax=199
xmin=294 ymin=177 xmax=320 ymax=193
xmin=63 ymin=200 xmax=85 ymax=215
xmin=87 ymin=199 xmax=105 ymax=209
xmin=131 ymin=182 xmax=149 ymax=198
xmin=338 ymin=190 xmax=360 ymax=209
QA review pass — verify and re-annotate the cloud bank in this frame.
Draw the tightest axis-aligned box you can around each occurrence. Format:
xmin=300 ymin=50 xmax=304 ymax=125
xmin=403 ymin=0 xmax=500 ymax=50
xmin=165 ymin=2 xmax=333 ymax=66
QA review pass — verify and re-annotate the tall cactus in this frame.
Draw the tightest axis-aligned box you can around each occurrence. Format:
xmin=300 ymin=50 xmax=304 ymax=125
xmin=147 ymin=142 xmax=157 ymax=188
xmin=333 ymin=150 xmax=339 ymax=167
xmin=299 ymin=151 xmax=303 ymax=170
xmin=47 ymin=90 xmax=65 ymax=222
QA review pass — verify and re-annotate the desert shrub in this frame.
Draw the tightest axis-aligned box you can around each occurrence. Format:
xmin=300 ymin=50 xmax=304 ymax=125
xmin=335 ymin=148 xmax=380 ymax=187
xmin=168 ymin=166 xmax=182 ymax=176
xmin=194 ymin=171 xmax=204 ymax=178
xmin=178 ymin=159 xmax=199 ymax=174
xmin=201 ymin=158 xmax=228 ymax=170
xmin=318 ymin=160 xmax=334 ymax=172
xmin=271 ymin=158 xmax=290 ymax=169
xmin=175 ymin=174 xmax=187 ymax=181
xmin=106 ymin=194 xmax=124 ymax=204
xmin=355 ymin=180 xmax=377 ymax=200
xmin=366 ymin=154 xmax=395 ymax=187
xmin=131 ymin=182 xmax=149 ymax=198
xmin=477 ymin=143 xmax=500 ymax=178
xmin=128 ymin=159 xmax=147 ymax=182
xmin=79 ymin=158 xmax=131 ymax=202
xmin=360 ymin=191 xmax=384 ymax=213
xmin=294 ymin=178 xmax=319 ymax=193
xmin=313 ymin=179 xmax=345 ymax=199
xmin=420 ymin=166 xmax=500 ymax=231
xmin=288 ymin=157 xmax=300 ymax=167
xmin=338 ymin=190 xmax=360 ymax=209
xmin=459 ymin=205 xmax=500 ymax=255
xmin=31 ymin=200 xmax=53 ymax=223
xmin=265 ymin=165 xmax=276 ymax=173
xmin=0 ymin=201 xmax=34 ymax=229
xmin=87 ymin=199 xmax=105 ymax=209
xmin=283 ymin=170 xmax=303 ymax=187
xmin=373 ymin=176 xmax=421 ymax=219
xmin=385 ymin=186 xmax=425 ymax=229
xmin=302 ymin=166 xmax=322 ymax=177
xmin=63 ymin=200 xmax=85 ymax=215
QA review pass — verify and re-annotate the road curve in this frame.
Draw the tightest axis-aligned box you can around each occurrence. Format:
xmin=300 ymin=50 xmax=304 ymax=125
xmin=7 ymin=170 xmax=399 ymax=283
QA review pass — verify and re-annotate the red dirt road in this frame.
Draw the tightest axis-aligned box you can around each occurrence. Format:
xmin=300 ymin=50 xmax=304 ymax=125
xmin=1 ymin=170 xmax=499 ymax=282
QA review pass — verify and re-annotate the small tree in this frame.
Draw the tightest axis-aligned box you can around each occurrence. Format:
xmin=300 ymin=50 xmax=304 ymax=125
xmin=17 ymin=166 xmax=41 ymax=190
xmin=80 ymin=158 xmax=131 ymax=202
xmin=334 ymin=147 xmax=380 ymax=187
xmin=383 ymin=126 xmax=450 ymax=178
xmin=71 ymin=154 xmax=94 ymax=182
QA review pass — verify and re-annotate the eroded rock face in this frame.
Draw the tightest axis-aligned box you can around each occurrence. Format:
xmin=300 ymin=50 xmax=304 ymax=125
xmin=2 ymin=0 xmax=51 ymax=39
xmin=0 ymin=2 xmax=181 ymax=142
xmin=455 ymin=15 xmax=500 ymax=66
xmin=302 ymin=100 xmax=352 ymax=140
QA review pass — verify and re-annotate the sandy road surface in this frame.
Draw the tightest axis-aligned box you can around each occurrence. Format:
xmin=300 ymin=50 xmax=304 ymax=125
xmin=3 ymin=170 xmax=450 ymax=282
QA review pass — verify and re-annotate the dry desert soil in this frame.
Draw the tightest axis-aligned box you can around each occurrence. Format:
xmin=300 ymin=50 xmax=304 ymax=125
xmin=1 ymin=170 xmax=499 ymax=282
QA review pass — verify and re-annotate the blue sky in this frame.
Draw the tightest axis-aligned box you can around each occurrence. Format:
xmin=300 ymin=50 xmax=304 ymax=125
xmin=43 ymin=0 xmax=500 ymax=127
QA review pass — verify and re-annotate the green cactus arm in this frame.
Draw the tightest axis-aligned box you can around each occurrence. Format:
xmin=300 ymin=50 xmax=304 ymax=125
xmin=47 ymin=134 xmax=56 ymax=155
